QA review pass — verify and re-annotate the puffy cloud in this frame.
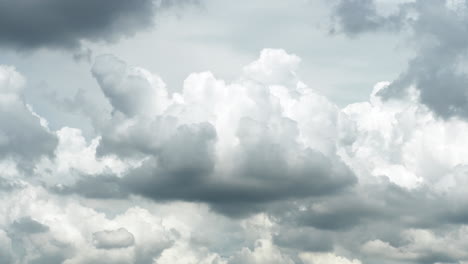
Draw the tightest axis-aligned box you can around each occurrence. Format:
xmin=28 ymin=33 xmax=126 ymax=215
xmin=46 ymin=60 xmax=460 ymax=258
xmin=73 ymin=49 xmax=356 ymax=217
xmin=0 ymin=184 xmax=180 ymax=264
xmin=242 ymin=49 xmax=301 ymax=86
xmin=0 ymin=0 xmax=198 ymax=51
xmin=5 ymin=45 xmax=468 ymax=263
xmin=228 ymin=239 xmax=294 ymax=264
xmin=91 ymin=55 xmax=170 ymax=118
xmin=155 ymin=242 xmax=226 ymax=264
xmin=92 ymin=228 xmax=135 ymax=249
xmin=337 ymin=82 xmax=468 ymax=189
xmin=35 ymin=126 xmax=132 ymax=188
xmin=300 ymin=252 xmax=362 ymax=264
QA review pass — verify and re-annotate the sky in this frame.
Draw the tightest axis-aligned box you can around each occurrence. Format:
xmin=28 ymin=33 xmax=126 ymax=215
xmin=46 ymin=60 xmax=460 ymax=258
xmin=1 ymin=0 xmax=468 ymax=263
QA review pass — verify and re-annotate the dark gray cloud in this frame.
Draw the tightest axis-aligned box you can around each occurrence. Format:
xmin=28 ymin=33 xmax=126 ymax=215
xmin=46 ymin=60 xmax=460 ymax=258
xmin=332 ymin=0 xmax=468 ymax=119
xmin=54 ymin=121 xmax=356 ymax=217
xmin=0 ymin=0 xmax=197 ymax=51
xmin=287 ymin=179 xmax=468 ymax=233
xmin=126 ymin=153 xmax=354 ymax=217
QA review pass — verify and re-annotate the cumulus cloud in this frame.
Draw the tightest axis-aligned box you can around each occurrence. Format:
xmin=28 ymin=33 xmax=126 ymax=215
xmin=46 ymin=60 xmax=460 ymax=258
xmin=92 ymin=228 xmax=135 ymax=249
xmin=331 ymin=0 xmax=468 ymax=119
xmin=70 ymin=49 xmax=357 ymax=217
xmin=300 ymin=252 xmax=362 ymax=264
xmin=228 ymin=239 xmax=294 ymax=264
xmin=0 ymin=184 xmax=175 ymax=264
xmin=338 ymin=81 xmax=468 ymax=189
xmin=0 ymin=0 xmax=198 ymax=51
xmin=4 ymin=45 xmax=468 ymax=263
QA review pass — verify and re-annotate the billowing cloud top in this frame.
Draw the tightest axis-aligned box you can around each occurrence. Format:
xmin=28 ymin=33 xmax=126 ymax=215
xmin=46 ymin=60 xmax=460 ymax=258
xmin=1 ymin=1 xmax=468 ymax=263
xmin=1 ymin=47 xmax=468 ymax=264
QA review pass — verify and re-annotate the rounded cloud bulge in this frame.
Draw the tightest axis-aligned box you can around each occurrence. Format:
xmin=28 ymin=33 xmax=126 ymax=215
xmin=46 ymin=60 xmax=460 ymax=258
xmin=85 ymin=48 xmax=357 ymax=217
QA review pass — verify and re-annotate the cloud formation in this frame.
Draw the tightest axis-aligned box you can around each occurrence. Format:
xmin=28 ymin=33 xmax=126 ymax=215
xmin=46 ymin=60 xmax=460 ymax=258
xmin=80 ymin=49 xmax=356 ymax=217
xmin=2 ymin=45 xmax=468 ymax=263
xmin=332 ymin=0 xmax=468 ymax=119
xmin=0 ymin=0 xmax=196 ymax=51
xmin=0 ymin=65 xmax=57 ymax=171
xmin=93 ymin=228 xmax=135 ymax=249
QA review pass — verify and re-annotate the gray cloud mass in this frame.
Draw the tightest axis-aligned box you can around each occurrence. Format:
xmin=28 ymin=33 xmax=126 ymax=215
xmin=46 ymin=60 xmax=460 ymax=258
xmin=0 ymin=0 xmax=196 ymax=51
xmin=332 ymin=0 xmax=468 ymax=119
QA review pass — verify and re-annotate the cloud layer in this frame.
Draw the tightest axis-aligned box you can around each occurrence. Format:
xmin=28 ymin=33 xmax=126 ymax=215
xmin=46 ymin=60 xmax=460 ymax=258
xmin=1 ymin=42 xmax=468 ymax=263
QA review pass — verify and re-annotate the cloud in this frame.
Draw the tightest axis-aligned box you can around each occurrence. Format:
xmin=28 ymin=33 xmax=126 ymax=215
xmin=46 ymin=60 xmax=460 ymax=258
xmin=91 ymin=55 xmax=170 ymax=118
xmin=11 ymin=217 xmax=50 ymax=234
xmin=0 ymin=185 xmax=175 ymax=264
xmin=40 ymin=49 xmax=468 ymax=264
xmin=300 ymin=252 xmax=362 ymax=264
xmin=60 ymin=49 xmax=357 ymax=217
xmin=228 ymin=239 xmax=294 ymax=264
xmin=332 ymin=0 xmax=390 ymax=35
xmin=0 ymin=65 xmax=58 ymax=171
xmin=0 ymin=0 xmax=198 ymax=51
xmin=5 ymin=45 xmax=468 ymax=263
xmin=155 ymin=242 xmax=225 ymax=264
xmin=331 ymin=0 xmax=468 ymax=119
xmin=361 ymin=229 xmax=468 ymax=263
xmin=273 ymin=227 xmax=334 ymax=252
xmin=338 ymin=81 xmax=468 ymax=190
xmin=92 ymin=228 xmax=135 ymax=249
xmin=0 ymin=230 xmax=13 ymax=264
xmin=331 ymin=0 xmax=410 ymax=36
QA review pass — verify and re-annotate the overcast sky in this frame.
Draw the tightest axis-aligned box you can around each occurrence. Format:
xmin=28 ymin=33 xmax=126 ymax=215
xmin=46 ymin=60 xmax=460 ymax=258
xmin=1 ymin=0 xmax=468 ymax=263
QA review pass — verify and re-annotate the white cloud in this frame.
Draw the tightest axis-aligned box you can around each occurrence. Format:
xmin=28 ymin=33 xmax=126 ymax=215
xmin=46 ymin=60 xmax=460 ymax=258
xmin=337 ymin=82 xmax=468 ymax=189
xmin=299 ymin=252 xmax=362 ymax=264
xmin=228 ymin=239 xmax=294 ymax=264
xmin=243 ymin=49 xmax=301 ymax=86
